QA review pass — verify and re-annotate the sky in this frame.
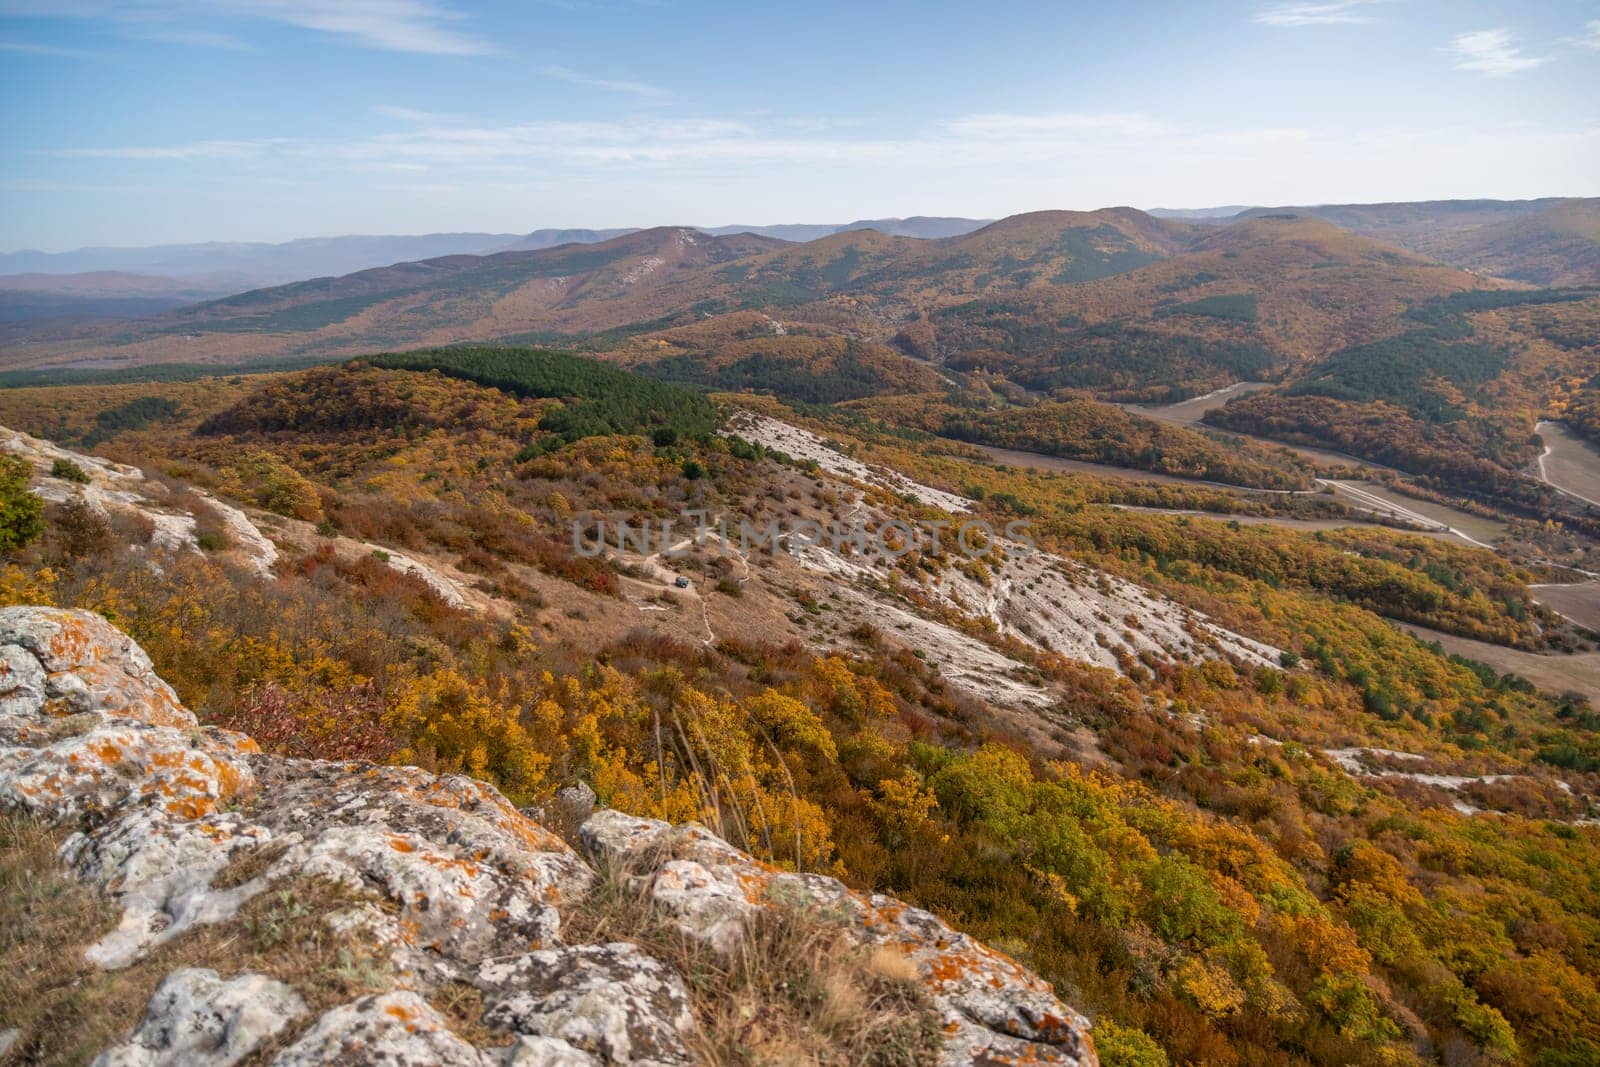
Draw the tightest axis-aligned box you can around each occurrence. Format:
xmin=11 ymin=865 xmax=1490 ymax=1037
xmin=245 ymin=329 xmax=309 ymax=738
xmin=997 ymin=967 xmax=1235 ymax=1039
xmin=1 ymin=0 xmax=1597 ymax=251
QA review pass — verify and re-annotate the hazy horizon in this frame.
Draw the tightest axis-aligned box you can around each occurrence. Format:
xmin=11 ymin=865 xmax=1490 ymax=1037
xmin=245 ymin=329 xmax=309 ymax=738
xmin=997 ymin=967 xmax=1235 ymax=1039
xmin=5 ymin=195 xmax=1600 ymax=257
xmin=4 ymin=1 xmax=1599 ymax=250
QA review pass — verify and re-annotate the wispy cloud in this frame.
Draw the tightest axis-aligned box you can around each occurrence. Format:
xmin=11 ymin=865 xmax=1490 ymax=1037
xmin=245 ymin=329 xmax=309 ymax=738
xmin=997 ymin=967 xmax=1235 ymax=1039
xmin=375 ymin=105 xmax=470 ymax=125
xmin=135 ymin=26 xmax=250 ymax=49
xmin=25 ymin=111 xmax=1600 ymax=239
xmin=0 ymin=0 xmax=494 ymax=55
xmin=1575 ymin=19 xmax=1600 ymax=51
xmin=1253 ymin=1 xmax=1385 ymax=28
xmin=51 ymin=138 xmax=287 ymax=160
xmin=1449 ymin=28 xmax=1548 ymax=77
xmin=537 ymin=64 xmax=671 ymax=102
xmin=941 ymin=112 xmax=1168 ymax=138
xmin=0 ymin=39 xmax=94 ymax=56
xmin=38 ymin=111 xmax=1327 ymax=172
xmin=247 ymin=0 xmax=492 ymax=55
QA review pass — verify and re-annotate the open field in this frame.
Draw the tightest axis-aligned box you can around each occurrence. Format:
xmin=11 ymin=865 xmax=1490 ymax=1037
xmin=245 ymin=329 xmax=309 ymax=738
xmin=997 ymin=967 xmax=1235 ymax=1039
xmin=970 ymin=442 xmax=1500 ymax=545
xmin=1401 ymin=622 xmax=1600 ymax=703
xmin=1123 ymin=381 xmax=1272 ymax=424
xmin=1537 ymin=420 xmax=1600 ymax=508
xmin=1125 ymin=384 xmax=1395 ymax=473
xmin=1322 ymin=480 xmax=1507 ymax=547
xmin=1531 ymin=581 xmax=1600 ymax=631
xmin=1111 ymin=504 xmax=1456 ymax=537
xmin=972 ymin=441 xmax=1288 ymax=493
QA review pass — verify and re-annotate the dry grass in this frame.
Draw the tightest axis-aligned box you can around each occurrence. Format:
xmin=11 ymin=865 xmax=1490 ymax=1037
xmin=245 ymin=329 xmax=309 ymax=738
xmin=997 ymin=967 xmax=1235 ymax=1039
xmin=0 ymin=815 xmax=399 ymax=1066
xmin=208 ymin=837 xmax=294 ymax=889
xmin=563 ymin=853 xmax=942 ymax=1067
xmin=5 ymin=813 xmax=937 ymax=1065
xmin=0 ymin=813 xmax=130 ymax=1065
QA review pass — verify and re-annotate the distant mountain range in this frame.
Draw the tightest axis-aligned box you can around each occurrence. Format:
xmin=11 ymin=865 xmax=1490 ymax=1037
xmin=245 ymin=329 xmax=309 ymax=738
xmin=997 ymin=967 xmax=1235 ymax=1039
xmin=3 ymin=199 xmax=1596 ymax=369
xmin=0 ymin=209 xmax=1484 ymax=375
xmin=1 ymin=218 xmax=994 ymax=294
xmin=11 ymin=200 xmax=1593 ymax=301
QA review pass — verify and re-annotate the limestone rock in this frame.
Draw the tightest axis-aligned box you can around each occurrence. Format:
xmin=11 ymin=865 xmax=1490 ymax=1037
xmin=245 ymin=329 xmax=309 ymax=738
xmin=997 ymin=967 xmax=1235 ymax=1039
xmin=500 ymin=1035 xmax=601 ymax=1065
xmin=0 ymin=607 xmax=1098 ymax=1066
xmin=0 ymin=607 xmax=256 ymax=824
xmin=480 ymin=943 xmax=696 ymax=1065
xmin=63 ymin=807 xmax=276 ymax=967
xmin=91 ymin=967 xmax=305 ymax=1067
xmin=0 ymin=606 xmax=192 ymax=728
xmin=270 ymin=992 xmax=492 ymax=1067
xmin=578 ymin=810 xmax=1095 ymax=1065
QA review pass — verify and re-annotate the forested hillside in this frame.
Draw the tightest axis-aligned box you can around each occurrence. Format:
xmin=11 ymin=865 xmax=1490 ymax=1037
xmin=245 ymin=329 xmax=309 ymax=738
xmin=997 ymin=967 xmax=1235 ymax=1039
xmin=2 ymin=352 xmax=1598 ymax=1066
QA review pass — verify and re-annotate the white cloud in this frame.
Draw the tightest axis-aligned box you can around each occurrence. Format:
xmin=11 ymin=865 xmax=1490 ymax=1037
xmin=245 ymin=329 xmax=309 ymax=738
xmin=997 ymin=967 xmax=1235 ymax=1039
xmin=1576 ymin=19 xmax=1600 ymax=51
xmin=34 ymin=110 xmax=1599 ymax=231
xmin=245 ymin=0 xmax=491 ymax=55
xmin=37 ymin=111 xmax=1537 ymax=186
xmin=537 ymin=65 xmax=671 ymax=102
xmin=1253 ymin=1 xmax=1385 ymax=28
xmin=1449 ymin=28 xmax=1548 ymax=76
xmin=0 ymin=0 xmax=493 ymax=55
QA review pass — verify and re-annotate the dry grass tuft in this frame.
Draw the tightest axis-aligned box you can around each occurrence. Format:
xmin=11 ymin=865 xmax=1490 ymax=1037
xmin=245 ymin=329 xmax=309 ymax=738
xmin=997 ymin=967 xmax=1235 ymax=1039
xmin=209 ymin=837 xmax=294 ymax=889
xmin=0 ymin=813 xmax=131 ymax=1065
xmin=563 ymin=854 xmax=942 ymax=1067
xmin=0 ymin=813 xmax=402 ymax=1066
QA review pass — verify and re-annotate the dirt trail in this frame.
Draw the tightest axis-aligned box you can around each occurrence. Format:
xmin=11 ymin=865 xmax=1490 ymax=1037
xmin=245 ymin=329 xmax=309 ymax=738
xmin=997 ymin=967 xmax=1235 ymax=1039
xmin=1321 ymin=746 xmax=1592 ymax=819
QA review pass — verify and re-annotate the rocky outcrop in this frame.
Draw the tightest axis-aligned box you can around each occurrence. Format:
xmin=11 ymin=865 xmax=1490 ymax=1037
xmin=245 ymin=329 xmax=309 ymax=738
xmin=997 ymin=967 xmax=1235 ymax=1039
xmin=580 ymin=812 xmax=1095 ymax=1065
xmin=1 ymin=425 xmax=281 ymax=577
xmin=0 ymin=606 xmax=1097 ymax=1066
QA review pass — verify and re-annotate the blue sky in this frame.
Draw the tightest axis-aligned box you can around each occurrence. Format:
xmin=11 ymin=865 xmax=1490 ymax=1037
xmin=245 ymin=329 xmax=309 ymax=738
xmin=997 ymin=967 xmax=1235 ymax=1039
xmin=2 ymin=1 xmax=1597 ymax=250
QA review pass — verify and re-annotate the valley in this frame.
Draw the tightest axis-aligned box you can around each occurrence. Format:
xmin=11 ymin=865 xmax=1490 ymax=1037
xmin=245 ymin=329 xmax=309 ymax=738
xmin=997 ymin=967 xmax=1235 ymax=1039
xmin=3 ymin=198 xmax=1599 ymax=1067
xmin=8 ymin=2 xmax=1600 ymax=1060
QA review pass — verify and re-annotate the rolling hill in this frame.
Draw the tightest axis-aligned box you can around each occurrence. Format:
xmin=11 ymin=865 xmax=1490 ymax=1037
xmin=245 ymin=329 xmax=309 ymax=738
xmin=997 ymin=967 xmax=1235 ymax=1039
xmin=0 ymin=211 xmax=1188 ymax=371
xmin=0 ymin=209 xmax=1522 ymax=410
xmin=6 ymin=207 xmax=1592 ymax=493
xmin=1232 ymin=198 xmax=1600 ymax=286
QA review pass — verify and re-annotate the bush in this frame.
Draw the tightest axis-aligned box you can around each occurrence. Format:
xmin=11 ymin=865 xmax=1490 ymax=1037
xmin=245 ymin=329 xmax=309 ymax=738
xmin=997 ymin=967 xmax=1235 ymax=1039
xmin=84 ymin=396 xmax=181 ymax=446
xmin=48 ymin=499 xmax=112 ymax=560
xmin=0 ymin=456 xmax=43 ymax=553
xmin=1094 ymin=1018 xmax=1170 ymax=1067
xmin=50 ymin=459 xmax=90 ymax=484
